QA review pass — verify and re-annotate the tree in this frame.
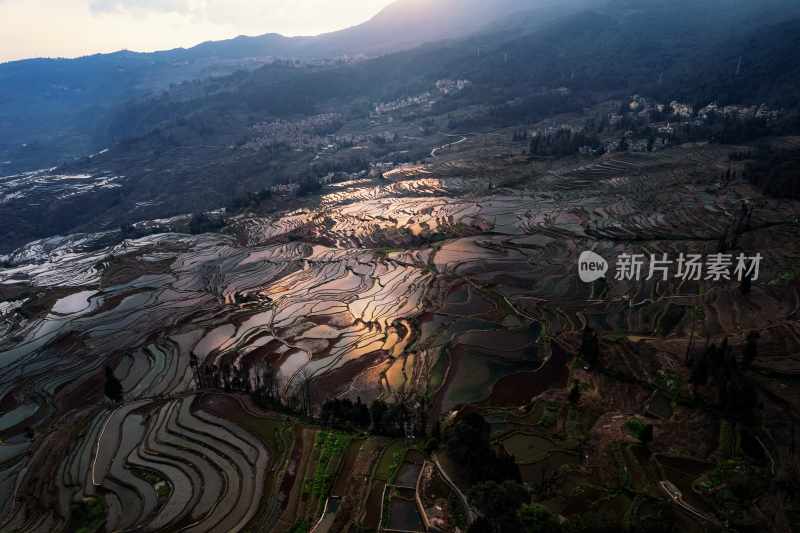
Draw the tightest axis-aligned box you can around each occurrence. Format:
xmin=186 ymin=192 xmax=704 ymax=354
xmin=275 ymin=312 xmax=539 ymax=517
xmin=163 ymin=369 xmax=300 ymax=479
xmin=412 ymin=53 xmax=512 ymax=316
xmin=354 ymin=397 xmax=371 ymax=428
xmin=495 ymin=446 xmax=523 ymax=483
xmin=425 ymin=437 xmax=440 ymax=455
xmin=568 ymin=382 xmax=582 ymax=405
xmin=528 ymin=127 xmax=599 ymax=157
xmin=297 ymin=177 xmax=323 ymax=197
xmin=370 ymin=399 xmax=389 ymax=433
xmin=416 ymin=397 xmax=429 ymax=438
xmin=469 ymin=480 xmax=529 ymax=533
xmin=725 ymin=376 xmax=759 ymax=414
xmin=189 ymin=212 xmax=224 ymax=235
xmin=689 ymin=352 xmax=709 ymax=387
xmin=705 ymin=343 xmax=721 ymax=380
xmin=251 ymin=361 xmax=278 ymax=407
xmin=580 ymin=325 xmax=600 ymax=368
xmin=518 ymin=503 xmax=562 ymax=533
xmin=321 ymin=398 xmax=352 ymax=427
xmin=445 ymin=411 xmax=526 ymax=483
xmin=593 ymin=276 xmax=609 ymax=299
xmin=366 ymin=400 xmax=410 ymax=437
xmin=740 ymin=270 xmax=753 ymax=295
xmin=639 ymin=423 xmax=654 ymax=446
xmin=562 ymin=511 xmax=617 ymax=533
xmin=426 ymin=420 xmax=442 ymax=454
xmin=467 ymin=516 xmax=493 ymax=533
xmin=625 ymin=418 xmax=653 ymax=446
xmin=630 ymin=500 xmax=676 ymax=533
xmin=432 ymin=419 xmax=442 ymax=441
xmin=743 ymin=331 xmax=759 ymax=368
xmin=445 ymin=411 xmax=492 ymax=466
xmin=322 ymin=397 xmax=374 ymax=429
xmin=287 ymin=369 xmax=313 ymax=417
xmin=532 ymin=466 xmax=563 ymax=500
xmin=119 ymin=223 xmax=141 ymax=238
xmin=104 ymin=366 xmax=123 ymax=403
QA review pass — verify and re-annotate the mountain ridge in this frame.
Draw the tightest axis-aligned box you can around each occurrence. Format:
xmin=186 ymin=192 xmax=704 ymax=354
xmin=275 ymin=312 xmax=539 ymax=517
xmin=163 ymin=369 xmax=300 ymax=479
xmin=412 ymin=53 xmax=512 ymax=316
xmin=0 ymin=0 xmax=571 ymax=173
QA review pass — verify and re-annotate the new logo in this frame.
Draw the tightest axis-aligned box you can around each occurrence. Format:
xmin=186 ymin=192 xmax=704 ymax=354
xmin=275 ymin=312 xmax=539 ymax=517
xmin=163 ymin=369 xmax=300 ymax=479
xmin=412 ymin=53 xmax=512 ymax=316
xmin=578 ymin=251 xmax=608 ymax=283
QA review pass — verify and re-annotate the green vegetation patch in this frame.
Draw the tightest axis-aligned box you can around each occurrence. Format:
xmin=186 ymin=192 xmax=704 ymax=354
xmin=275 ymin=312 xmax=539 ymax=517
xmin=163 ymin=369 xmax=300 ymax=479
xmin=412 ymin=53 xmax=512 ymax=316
xmin=769 ymin=269 xmax=800 ymax=286
xmin=630 ymin=496 xmax=674 ymax=532
xmin=655 ymin=369 xmax=687 ymax=400
xmin=288 ymin=519 xmax=310 ymax=533
xmin=717 ymin=420 xmax=742 ymax=458
xmin=538 ymin=400 xmax=561 ymax=428
xmin=624 ymin=418 xmax=653 ymax=445
xmin=374 ymin=441 xmax=408 ymax=482
xmin=308 ymin=431 xmax=352 ymax=501
xmin=131 ymin=467 xmax=171 ymax=500
xmin=70 ymin=496 xmax=107 ymax=533
xmin=564 ymin=405 xmax=586 ymax=441
xmin=428 ymin=348 xmax=450 ymax=392
xmin=225 ymin=412 xmax=292 ymax=458
xmin=500 ymin=432 xmax=556 ymax=464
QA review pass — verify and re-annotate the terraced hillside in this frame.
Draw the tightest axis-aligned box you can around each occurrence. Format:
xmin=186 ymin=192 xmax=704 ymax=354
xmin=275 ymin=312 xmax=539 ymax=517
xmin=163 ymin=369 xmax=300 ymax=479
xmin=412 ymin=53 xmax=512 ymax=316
xmin=1 ymin=140 xmax=799 ymax=532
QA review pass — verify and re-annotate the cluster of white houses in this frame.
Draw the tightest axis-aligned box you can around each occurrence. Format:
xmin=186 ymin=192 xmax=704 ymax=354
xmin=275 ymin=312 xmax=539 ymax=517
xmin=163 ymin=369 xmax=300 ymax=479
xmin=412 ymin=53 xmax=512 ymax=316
xmin=373 ymin=79 xmax=472 ymax=115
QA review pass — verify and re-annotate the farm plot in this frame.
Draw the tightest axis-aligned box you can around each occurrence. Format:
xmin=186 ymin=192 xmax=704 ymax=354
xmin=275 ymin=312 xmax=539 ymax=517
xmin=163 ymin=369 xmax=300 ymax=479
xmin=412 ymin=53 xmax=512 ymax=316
xmin=2 ymin=140 xmax=800 ymax=532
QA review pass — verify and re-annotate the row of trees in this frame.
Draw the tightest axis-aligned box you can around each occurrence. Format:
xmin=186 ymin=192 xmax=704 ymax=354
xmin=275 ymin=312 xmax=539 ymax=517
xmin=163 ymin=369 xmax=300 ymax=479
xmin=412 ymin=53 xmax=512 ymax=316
xmin=444 ymin=411 xmax=521 ymax=484
xmin=319 ymin=397 xmax=426 ymax=438
xmin=511 ymin=129 xmax=529 ymax=142
xmin=688 ymin=336 xmax=760 ymax=415
xmin=744 ymin=146 xmax=800 ymax=200
xmin=229 ymin=188 xmax=273 ymax=212
xmin=308 ymin=156 xmax=369 ymax=178
xmin=227 ymin=155 xmax=370 ymax=214
xmin=188 ymin=212 xmax=226 ymax=235
xmin=194 ymin=353 xmax=428 ymax=437
xmin=444 ymin=412 xmax=534 ymax=533
xmin=528 ymin=128 xmax=601 ymax=157
xmin=446 ymin=93 xmax=584 ymax=132
xmin=296 ymin=177 xmax=323 ymax=197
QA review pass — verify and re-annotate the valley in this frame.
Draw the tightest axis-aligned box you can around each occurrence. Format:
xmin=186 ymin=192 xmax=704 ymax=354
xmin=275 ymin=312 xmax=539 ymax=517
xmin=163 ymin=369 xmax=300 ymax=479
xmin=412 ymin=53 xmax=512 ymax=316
xmin=2 ymin=1 xmax=800 ymax=532
xmin=2 ymin=132 xmax=799 ymax=531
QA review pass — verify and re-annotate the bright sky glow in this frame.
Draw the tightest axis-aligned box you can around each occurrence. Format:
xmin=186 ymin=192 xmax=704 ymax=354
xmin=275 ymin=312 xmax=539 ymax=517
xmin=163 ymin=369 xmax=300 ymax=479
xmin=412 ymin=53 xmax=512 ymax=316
xmin=0 ymin=0 xmax=396 ymax=62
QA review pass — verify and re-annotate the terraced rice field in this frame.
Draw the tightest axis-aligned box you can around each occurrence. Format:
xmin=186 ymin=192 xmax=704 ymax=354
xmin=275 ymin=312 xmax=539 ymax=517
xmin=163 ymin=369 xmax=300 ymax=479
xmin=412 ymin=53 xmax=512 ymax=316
xmin=383 ymin=487 xmax=424 ymax=532
xmin=1 ymin=143 xmax=799 ymax=531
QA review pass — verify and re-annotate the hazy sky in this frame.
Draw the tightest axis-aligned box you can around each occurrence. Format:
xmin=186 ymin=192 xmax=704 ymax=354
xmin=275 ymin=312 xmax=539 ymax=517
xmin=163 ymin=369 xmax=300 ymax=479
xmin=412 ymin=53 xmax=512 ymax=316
xmin=0 ymin=0 xmax=397 ymax=63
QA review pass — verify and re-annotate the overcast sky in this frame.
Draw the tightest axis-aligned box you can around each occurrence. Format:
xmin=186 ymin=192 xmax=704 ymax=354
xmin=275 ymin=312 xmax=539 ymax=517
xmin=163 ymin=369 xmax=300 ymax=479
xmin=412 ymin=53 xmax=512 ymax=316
xmin=0 ymin=0 xmax=397 ymax=63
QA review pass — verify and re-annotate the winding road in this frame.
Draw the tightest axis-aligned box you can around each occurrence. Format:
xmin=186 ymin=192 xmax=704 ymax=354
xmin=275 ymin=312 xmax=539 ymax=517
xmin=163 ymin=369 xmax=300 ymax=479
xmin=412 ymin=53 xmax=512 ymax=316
xmin=431 ymin=135 xmax=468 ymax=158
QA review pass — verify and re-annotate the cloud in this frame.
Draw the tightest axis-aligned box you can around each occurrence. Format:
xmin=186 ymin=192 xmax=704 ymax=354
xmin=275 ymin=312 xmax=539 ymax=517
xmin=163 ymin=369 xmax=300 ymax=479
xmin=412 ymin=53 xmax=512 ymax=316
xmin=89 ymin=0 xmax=191 ymax=14
xmin=92 ymin=0 xmax=195 ymax=14
xmin=0 ymin=0 xmax=395 ymax=62
xmin=86 ymin=0 xmax=395 ymax=35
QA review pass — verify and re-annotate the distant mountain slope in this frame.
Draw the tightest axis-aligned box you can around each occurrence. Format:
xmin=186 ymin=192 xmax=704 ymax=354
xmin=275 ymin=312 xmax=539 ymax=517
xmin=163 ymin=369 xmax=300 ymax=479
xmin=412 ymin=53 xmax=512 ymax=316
xmin=304 ymin=0 xmax=574 ymax=56
xmin=103 ymin=0 xmax=800 ymax=142
xmin=161 ymin=0 xmax=571 ymax=60
xmin=0 ymin=0 xmax=573 ymax=173
xmin=446 ymin=0 xmax=800 ymax=99
xmin=670 ymin=17 xmax=800 ymax=107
